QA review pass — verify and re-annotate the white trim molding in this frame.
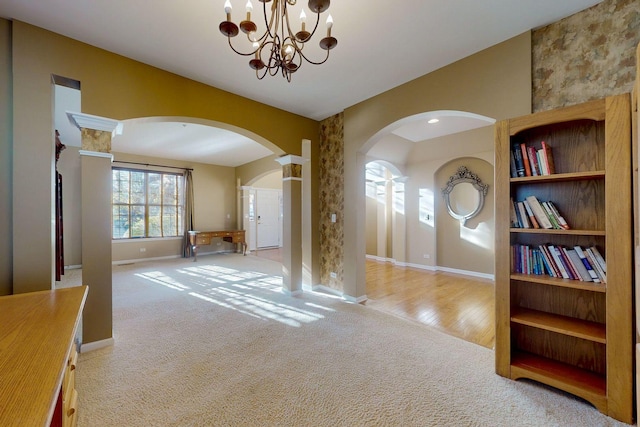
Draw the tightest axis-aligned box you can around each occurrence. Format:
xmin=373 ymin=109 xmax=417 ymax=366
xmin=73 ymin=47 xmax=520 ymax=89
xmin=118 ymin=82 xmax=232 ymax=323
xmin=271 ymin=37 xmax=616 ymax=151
xmin=67 ymin=111 xmax=121 ymax=135
xmin=80 ymin=337 xmax=115 ymax=353
xmin=79 ymin=150 xmax=114 ymax=161
xmin=275 ymin=154 xmax=308 ymax=166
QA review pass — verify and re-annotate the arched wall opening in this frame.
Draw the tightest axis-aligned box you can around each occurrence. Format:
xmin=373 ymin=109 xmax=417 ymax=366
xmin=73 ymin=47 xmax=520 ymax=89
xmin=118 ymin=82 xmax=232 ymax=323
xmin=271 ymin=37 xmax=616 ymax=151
xmin=361 ymin=111 xmax=496 ymax=280
xmin=338 ymin=33 xmax=531 ymax=301
xmin=365 ymin=160 xmax=405 ymax=262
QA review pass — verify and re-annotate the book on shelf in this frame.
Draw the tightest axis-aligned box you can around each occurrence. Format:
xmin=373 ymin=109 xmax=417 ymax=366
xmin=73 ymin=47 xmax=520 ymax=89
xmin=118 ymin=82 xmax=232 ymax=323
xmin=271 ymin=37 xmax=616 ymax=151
xmin=563 ymin=246 xmax=592 ymax=282
xmin=527 ymin=146 xmax=540 ymax=176
xmin=522 ymin=200 xmax=540 ymax=229
xmin=546 ymin=201 xmax=570 ymax=230
xmin=511 ymin=245 xmax=547 ymax=275
xmin=510 ymin=141 xmax=556 ymax=177
xmin=509 ymin=198 xmax=520 ymax=228
xmin=573 ymin=245 xmax=600 ymax=283
xmin=586 ymin=247 xmax=607 ymax=283
xmin=515 ymin=201 xmax=530 ymax=228
xmin=541 ymin=140 xmax=555 ymax=174
xmin=536 ymin=148 xmax=549 ymax=175
xmin=512 ymin=144 xmax=526 ymax=177
xmin=524 ymin=196 xmax=553 ymax=229
xmin=539 ymin=245 xmax=560 ymax=277
xmin=512 ymin=244 xmax=605 ymax=284
xmin=509 ymin=151 xmax=517 ymax=178
xmin=513 ymin=196 xmax=570 ymax=230
xmin=589 ymin=246 xmax=607 ymax=273
xmin=549 ymin=245 xmax=577 ymax=280
xmin=520 ymin=143 xmax=532 ymax=177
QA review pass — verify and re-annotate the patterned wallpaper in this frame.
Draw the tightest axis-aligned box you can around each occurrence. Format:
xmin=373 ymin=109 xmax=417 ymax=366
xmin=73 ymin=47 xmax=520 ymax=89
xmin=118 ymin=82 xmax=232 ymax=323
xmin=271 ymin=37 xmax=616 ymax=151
xmin=319 ymin=112 xmax=344 ymax=291
xmin=532 ymin=0 xmax=640 ymax=112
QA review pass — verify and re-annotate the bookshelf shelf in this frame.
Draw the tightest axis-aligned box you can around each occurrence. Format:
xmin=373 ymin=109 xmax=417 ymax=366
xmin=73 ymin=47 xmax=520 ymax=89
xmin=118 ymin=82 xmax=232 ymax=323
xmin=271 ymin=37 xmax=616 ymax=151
xmin=510 ymin=352 xmax=606 ymax=412
xmin=511 ymin=308 xmax=606 ymax=343
xmin=510 ymin=273 xmax=607 ymax=292
xmin=510 ymin=170 xmax=605 ymax=184
xmin=509 ymin=228 xmax=605 ymax=236
xmin=495 ymin=94 xmax=633 ymax=423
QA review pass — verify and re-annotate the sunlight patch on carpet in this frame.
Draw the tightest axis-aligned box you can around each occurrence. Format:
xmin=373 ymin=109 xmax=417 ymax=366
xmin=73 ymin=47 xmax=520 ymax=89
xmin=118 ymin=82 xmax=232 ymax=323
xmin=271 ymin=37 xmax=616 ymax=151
xmin=135 ymin=262 xmax=328 ymax=327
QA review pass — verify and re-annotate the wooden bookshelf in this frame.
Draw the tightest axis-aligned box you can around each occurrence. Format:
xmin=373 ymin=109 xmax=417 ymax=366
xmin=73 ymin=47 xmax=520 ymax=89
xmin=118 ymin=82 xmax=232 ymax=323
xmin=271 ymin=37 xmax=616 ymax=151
xmin=495 ymin=94 xmax=633 ymax=423
xmin=511 ymin=352 xmax=607 ymax=413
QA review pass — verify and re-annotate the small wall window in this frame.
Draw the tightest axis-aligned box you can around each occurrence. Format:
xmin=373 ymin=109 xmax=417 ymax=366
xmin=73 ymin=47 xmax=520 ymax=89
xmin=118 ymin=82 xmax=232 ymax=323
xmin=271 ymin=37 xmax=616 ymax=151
xmin=112 ymin=168 xmax=184 ymax=239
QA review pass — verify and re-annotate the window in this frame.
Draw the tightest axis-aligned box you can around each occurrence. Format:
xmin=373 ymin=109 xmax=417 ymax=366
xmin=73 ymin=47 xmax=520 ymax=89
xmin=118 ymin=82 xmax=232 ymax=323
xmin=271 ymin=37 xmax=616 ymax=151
xmin=112 ymin=168 xmax=184 ymax=239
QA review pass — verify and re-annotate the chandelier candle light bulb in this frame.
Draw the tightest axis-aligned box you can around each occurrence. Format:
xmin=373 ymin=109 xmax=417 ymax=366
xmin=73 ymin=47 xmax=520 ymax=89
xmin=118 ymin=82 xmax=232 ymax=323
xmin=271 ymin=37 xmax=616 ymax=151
xmin=245 ymin=0 xmax=252 ymax=20
xmin=224 ymin=0 xmax=232 ymax=19
xmin=300 ymin=10 xmax=307 ymax=32
xmin=219 ymin=0 xmax=337 ymax=82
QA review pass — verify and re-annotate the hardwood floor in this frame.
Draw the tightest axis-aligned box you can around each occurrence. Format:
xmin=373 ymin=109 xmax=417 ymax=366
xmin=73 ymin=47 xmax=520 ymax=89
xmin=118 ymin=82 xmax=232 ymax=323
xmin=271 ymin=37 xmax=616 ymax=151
xmin=252 ymin=249 xmax=495 ymax=349
xmin=253 ymin=247 xmax=283 ymax=263
xmin=364 ymin=259 xmax=495 ymax=349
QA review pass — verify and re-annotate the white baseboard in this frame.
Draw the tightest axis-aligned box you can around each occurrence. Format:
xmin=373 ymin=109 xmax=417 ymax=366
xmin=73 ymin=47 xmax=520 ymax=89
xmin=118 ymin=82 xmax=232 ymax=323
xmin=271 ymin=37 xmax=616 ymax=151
xmin=436 ymin=266 xmax=494 ymax=280
xmin=311 ymin=284 xmax=366 ymax=303
xmin=367 ymin=256 xmax=494 ymax=281
xmin=112 ymin=250 xmax=240 ymax=266
xmin=64 ymin=264 xmax=82 ymax=270
xmin=112 ymin=254 xmax=181 ymax=265
xmin=366 ymin=254 xmax=389 ymax=262
xmin=404 ymin=262 xmax=437 ymax=272
xmin=312 ymin=284 xmax=343 ymax=297
xmin=343 ymin=293 xmax=368 ymax=304
xmin=281 ymin=288 xmax=303 ymax=296
xmin=80 ymin=337 xmax=115 ymax=353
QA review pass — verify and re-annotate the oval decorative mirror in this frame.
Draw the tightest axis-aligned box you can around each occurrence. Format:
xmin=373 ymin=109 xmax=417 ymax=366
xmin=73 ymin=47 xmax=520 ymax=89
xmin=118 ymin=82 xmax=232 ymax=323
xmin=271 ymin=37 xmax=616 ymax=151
xmin=442 ymin=166 xmax=489 ymax=225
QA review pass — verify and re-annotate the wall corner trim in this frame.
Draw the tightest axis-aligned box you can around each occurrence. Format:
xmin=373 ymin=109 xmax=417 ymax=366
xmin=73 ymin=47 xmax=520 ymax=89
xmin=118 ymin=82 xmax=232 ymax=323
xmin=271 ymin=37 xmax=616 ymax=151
xmin=79 ymin=150 xmax=114 ymax=161
xmin=80 ymin=337 xmax=115 ymax=353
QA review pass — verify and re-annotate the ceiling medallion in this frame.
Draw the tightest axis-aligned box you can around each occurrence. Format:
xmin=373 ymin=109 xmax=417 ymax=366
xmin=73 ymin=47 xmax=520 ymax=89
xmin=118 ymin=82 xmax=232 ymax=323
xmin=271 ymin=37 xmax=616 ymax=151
xmin=219 ymin=0 xmax=338 ymax=82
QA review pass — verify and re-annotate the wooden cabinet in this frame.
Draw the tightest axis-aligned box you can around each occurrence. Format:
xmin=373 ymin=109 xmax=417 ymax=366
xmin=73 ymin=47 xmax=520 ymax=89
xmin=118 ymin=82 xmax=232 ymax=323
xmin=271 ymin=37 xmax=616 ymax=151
xmin=62 ymin=343 xmax=79 ymax=427
xmin=494 ymin=95 xmax=634 ymax=423
xmin=0 ymin=286 xmax=87 ymax=427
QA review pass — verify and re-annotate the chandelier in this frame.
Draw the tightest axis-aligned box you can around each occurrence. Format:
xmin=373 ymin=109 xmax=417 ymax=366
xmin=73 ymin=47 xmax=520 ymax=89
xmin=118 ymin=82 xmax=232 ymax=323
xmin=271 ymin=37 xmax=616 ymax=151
xmin=219 ymin=0 xmax=337 ymax=81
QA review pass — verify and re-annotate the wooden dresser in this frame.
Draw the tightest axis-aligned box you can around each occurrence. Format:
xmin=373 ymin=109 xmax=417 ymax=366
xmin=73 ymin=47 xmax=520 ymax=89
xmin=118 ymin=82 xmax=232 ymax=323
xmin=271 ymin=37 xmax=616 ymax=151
xmin=0 ymin=285 xmax=88 ymax=427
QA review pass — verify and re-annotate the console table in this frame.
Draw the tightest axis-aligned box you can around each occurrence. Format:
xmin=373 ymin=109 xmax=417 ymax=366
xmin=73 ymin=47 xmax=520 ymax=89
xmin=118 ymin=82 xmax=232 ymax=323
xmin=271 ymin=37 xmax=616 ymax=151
xmin=0 ymin=285 xmax=88 ymax=427
xmin=188 ymin=230 xmax=247 ymax=260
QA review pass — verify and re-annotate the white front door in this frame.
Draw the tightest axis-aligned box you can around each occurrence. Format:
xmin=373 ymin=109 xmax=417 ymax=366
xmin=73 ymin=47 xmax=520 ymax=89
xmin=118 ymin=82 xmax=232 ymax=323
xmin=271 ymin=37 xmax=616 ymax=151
xmin=256 ymin=189 xmax=281 ymax=248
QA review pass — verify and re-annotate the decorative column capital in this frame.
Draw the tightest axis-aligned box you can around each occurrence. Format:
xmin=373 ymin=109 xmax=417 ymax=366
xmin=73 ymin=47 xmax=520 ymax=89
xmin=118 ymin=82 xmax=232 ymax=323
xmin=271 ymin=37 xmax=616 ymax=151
xmin=67 ymin=111 xmax=121 ymax=153
xmin=275 ymin=155 xmax=308 ymax=181
xmin=67 ymin=111 xmax=121 ymax=133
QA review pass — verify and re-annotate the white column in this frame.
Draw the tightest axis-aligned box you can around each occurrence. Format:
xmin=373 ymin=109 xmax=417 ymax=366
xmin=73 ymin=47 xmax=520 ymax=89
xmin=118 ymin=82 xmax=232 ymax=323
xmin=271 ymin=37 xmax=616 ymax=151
xmin=275 ymin=155 xmax=307 ymax=295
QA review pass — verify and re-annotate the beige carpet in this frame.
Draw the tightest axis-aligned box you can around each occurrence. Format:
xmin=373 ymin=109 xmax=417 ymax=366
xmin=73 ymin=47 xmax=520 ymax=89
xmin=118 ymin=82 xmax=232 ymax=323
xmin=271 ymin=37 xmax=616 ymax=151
xmin=71 ymin=254 xmax=628 ymax=426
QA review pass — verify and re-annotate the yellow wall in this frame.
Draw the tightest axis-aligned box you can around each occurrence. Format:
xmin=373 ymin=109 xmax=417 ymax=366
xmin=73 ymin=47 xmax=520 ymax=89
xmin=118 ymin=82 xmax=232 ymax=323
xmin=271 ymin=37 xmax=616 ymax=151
xmin=8 ymin=20 xmax=319 ymax=293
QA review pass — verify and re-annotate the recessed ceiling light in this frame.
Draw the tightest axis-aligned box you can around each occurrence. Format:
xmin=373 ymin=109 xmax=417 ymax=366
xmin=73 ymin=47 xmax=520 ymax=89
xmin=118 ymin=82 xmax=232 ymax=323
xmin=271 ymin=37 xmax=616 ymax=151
xmin=427 ymin=118 xmax=439 ymax=124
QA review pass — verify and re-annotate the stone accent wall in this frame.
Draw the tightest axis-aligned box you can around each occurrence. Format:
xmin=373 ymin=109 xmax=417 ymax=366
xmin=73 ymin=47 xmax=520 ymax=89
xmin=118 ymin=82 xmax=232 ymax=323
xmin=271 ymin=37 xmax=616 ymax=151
xmin=319 ymin=112 xmax=344 ymax=291
xmin=532 ymin=0 xmax=640 ymax=112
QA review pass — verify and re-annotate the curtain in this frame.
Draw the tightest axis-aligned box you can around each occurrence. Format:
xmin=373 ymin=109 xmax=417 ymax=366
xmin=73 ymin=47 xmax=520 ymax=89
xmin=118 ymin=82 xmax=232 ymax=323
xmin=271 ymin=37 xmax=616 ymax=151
xmin=182 ymin=169 xmax=195 ymax=258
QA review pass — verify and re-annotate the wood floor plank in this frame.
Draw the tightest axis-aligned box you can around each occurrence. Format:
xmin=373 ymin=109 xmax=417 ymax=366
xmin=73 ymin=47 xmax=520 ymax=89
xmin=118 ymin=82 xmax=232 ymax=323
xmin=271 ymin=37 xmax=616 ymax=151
xmin=364 ymin=259 xmax=495 ymax=349
xmin=253 ymin=250 xmax=495 ymax=348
